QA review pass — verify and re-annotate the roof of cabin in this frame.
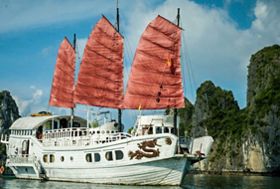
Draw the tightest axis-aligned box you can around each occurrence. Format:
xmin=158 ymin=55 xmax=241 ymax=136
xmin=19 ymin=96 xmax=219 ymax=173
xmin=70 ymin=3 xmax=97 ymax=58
xmin=136 ymin=115 xmax=174 ymax=127
xmin=10 ymin=115 xmax=86 ymax=130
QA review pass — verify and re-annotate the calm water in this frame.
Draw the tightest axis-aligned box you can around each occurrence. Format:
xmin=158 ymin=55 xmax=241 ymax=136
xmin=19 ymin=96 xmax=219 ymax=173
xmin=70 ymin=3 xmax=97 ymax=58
xmin=0 ymin=174 xmax=279 ymax=189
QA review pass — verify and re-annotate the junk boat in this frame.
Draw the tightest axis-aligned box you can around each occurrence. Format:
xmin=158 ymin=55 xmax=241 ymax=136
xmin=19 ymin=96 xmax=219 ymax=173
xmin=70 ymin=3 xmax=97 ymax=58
xmin=1 ymin=7 xmax=213 ymax=186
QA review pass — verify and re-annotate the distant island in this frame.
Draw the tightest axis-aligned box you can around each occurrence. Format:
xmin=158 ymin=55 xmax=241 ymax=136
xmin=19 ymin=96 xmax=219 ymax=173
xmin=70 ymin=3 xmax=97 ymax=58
xmin=1 ymin=44 xmax=280 ymax=174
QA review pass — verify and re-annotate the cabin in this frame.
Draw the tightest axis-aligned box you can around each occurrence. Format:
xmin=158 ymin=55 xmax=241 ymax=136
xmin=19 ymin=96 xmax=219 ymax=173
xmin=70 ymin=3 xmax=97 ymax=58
xmin=133 ymin=115 xmax=175 ymax=136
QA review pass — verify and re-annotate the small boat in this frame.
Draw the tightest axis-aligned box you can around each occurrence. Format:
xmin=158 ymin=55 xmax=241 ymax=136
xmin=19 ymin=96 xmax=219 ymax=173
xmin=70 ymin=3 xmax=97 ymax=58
xmin=1 ymin=7 xmax=213 ymax=186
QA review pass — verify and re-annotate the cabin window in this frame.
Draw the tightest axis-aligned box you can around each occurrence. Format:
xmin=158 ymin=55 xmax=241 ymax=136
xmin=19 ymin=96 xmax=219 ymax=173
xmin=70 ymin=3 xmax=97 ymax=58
xmin=92 ymin=131 xmax=95 ymax=134
xmin=73 ymin=122 xmax=80 ymax=127
xmin=43 ymin=155 xmax=48 ymax=163
xmin=53 ymin=121 xmax=58 ymax=129
xmin=94 ymin=153 xmax=101 ymax=162
xmin=156 ymin=127 xmax=162 ymax=134
xmin=97 ymin=131 xmax=100 ymax=134
xmin=111 ymin=131 xmax=115 ymax=134
xmin=105 ymin=151 xmax=113 ymax=161
xmin=60 ymin=156 xmax=64 ymax=162
xmin=36 ymin=126 xmax=43 ymax=139
xmin=50 ymin=154 xmax=55 ymax=163
xmin=86 ymin=153 xmax=92 ymax=162
xmin=148 ymin=127 xmax=153 ymax=135
xmin=22 ymin=140 xmax=29 ymax=155
xmin=60 ymin=118 xmax=68 ymax=128
xmin=115 ymin=150 xmax=123 ymax=160
xmin=70 ymin=156 xmax=74 ymax=161
xmin=45 ymin=121 xmax=52 ymax=131
xmin=164 ymin=127 xmax=169 ymax=133
xmin=101 ymin=131 xmax=105 ymax=134
xmin=106 ymin=131 xmax=110 ymax=134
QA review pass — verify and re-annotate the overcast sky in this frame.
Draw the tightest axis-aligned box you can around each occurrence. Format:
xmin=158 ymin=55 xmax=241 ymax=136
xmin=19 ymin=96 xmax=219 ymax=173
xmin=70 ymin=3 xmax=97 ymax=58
xmin=0 ymin=0 xmax=279 ymax=129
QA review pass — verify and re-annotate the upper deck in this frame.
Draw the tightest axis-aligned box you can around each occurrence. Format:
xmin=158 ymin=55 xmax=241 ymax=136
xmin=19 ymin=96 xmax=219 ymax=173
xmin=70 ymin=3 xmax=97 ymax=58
xmin=7 ymin=114 xmax=178 ymax=148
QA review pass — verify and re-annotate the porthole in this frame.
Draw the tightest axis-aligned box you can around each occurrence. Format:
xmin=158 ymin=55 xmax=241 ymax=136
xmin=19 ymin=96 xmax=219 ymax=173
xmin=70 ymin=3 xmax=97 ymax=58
xmin=43 ymin=154 xmax=48 ymax=163
xmin=105 ymin=151 xmax=113 ymax=161
xmin=94 ymin=153 xmax=101 ymax=162
xmin=50 ymin=154 xmax=55 ymax=163
xmin=86 ymin=153 xmax=92 ymax=162
xmin=60 ymin=156 xmax=64 ymax=162
xmin=70 ymin=156 xmax=74 ymax=161
xmin=115 ymin=150 xmax=123 ymax=160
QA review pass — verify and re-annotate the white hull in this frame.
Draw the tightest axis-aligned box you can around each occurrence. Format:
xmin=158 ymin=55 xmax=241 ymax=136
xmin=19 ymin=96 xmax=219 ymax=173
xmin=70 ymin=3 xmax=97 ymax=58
xmin=41 ymin=156 xmax=189 ymax=185
xmin=7 ymin=135 xmax=190 ymax=185
xmin=11 ymin=156 xmax=189 ymax=185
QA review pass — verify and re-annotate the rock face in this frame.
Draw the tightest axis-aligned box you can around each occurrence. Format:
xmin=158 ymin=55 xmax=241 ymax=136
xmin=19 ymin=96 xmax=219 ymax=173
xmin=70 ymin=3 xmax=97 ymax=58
xmin=0 ymin=90 xmax=20 ymax=134
xmin=246 ymin=44 xmax=280 ymax=172
xmin=190 ymin=81 xmax=247 ymax=172
xmin=0 ymin=90 xmax=20 ymax=160
xmin=180 ymin=44 xmax=280 ymax=173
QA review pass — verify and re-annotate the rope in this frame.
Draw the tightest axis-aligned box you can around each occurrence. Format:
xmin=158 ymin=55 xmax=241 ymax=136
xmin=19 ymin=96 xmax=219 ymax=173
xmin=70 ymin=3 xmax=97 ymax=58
xmin=182 ymin=31 xmax=196 ymax=102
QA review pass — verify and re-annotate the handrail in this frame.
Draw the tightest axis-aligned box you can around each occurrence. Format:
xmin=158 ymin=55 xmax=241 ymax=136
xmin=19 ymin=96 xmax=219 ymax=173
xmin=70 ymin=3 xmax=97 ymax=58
xmin=42 ymin=129 xmax=132 ymax=147
xmin=0 ymin=134 xmax=9 ymax=144
xmin=7 ymin=154 xmax=36 ymax=164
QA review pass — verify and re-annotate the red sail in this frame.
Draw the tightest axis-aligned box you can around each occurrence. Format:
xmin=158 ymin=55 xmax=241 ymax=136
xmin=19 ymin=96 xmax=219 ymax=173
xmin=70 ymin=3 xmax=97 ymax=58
xmin=74 ymin=16 xmax=124 ymax=108
xmin=49 ymin=38 xmax=76 ymax=108
xmin=123 ymin=15 xmax=184 ymax=109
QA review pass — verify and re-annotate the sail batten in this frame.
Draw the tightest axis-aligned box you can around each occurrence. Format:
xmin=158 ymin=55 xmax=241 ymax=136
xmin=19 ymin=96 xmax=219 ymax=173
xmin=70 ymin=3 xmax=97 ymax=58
xmin=49 ymin=38 xmax=75 ymax=108
xmin=74 ymin=16 xmax=124 ymax=109
xmin=123 ymin=15 xmax=184 ymax=109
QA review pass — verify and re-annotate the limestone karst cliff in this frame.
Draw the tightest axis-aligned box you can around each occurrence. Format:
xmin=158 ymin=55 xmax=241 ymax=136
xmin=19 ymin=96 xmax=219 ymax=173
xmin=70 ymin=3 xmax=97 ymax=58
xmin=0 ymin=90 xmax=20 ymax=160
xmin=246 ymin=44 xmax=280 ymax=173
xmin=0 ymin=90 xmax=20 ymax=134
xmin=179 ymin=44 xmax=280 ymax=173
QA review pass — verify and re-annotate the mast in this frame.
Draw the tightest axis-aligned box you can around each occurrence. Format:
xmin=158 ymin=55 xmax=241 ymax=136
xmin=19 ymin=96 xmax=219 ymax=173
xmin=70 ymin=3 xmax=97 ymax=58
xmin=116 ymin=1 xmax=122 ymax=132
xmin=71 ymin=33 xmax=76 ymax=127
xmin=173 ymin=8 xmax=180 ymax=136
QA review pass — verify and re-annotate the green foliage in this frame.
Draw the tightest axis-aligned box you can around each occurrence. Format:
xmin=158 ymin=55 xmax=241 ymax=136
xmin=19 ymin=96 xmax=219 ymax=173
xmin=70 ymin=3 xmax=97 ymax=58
xmin=178 ymin=98 xmax=194 ymax=136
xmin=0 ymin=144 xmax=6 ymax=161
xmin=127 ymin=127 xmax=134 ymax=134
xmin=90 ymin=120 xmax=99 ymax=128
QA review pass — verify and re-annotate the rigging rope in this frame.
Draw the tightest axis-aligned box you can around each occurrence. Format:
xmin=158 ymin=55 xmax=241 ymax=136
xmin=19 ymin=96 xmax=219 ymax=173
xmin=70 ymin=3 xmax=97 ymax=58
xmin=182 ymin=30 xmax=196 ymax=102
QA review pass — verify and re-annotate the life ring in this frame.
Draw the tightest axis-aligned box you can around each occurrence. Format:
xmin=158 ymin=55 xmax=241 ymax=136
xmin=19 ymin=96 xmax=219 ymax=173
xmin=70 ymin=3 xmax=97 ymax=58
xmin=0 ymin=166 xmax=5 ymax=174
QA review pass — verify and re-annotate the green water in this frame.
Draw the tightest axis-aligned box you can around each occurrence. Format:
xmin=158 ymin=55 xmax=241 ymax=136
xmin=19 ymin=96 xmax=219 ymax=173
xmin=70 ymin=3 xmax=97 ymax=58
xmin=0 ymin=174 xmax=279 ymax=189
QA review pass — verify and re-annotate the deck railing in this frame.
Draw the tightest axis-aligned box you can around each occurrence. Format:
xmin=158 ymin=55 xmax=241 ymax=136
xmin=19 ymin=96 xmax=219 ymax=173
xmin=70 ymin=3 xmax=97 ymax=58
xmin=42 ymin=129 xmax=131 ymax=147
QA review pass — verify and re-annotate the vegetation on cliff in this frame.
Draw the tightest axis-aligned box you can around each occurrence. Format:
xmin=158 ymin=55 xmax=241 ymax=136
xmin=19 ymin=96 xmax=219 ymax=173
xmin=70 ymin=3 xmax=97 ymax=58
xmin=178 ymin=44 xmax=280 ymax=173
xmin=0 ymin=90 xmax=20 ymax=161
